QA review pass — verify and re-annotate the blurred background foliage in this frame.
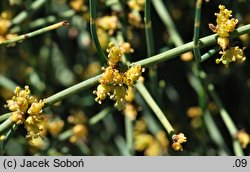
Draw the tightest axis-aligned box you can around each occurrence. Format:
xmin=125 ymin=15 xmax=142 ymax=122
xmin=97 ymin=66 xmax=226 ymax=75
xmin=0 ymin=0 xmax=250 ymax=155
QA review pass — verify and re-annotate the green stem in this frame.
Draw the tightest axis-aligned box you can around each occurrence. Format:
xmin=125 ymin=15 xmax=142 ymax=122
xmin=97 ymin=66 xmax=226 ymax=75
xmin=193 ymin=0 xmax=202 ymax=61
xmin=152 ymin=0 xmax=183 ymax=46
xmin=145 ymin=0 xmax=158 ymax=99
xmin=136 ymin=82 xmax=175 ymax=136
xmin=0 ymin=118 xmax=12 ymax=133
xmin=76 ymin=141 xmax=91 ymax=155
xmin=0 ymin=113 xmax=12 ymax=123
xmin=58 ymin=130 xmax=73 ymax=141
xmin=1 ymin=25 xmax=245 ymax=110
xmin=14 ymin=24 xmax=247 ymax=109
xmin=0 ymin=124 xmax=17 ymax=154
xmin=199 ymin=70 xmax=244 ymax=155
xmin=0 ymin=21 xmax=69 ymax=46
xmin=125 ymin=116 xmax=134 ymax=155
xmin=200 ymin=46 xmax=220 ymax=62
xmin=89 ymin=107 xmax=113 ymax=125
xmin=188 ymin=63 xmax=230 ymax=155
xmin=203 ymin=110 xmax=230 ymax=155
xmin=145 ymin=0 xmax=155 ymax=57
xmin=0 ymin=75 xmax=17 ymax=90
xmin=45 ymin=74 xmax=101 ymax=107
xmin=11 ymin=0 xmax=47 ymax=25
xmin=136 ymin=24 xmax=250 ymax=67
xmin=89 ymin=0 xmax=108 ymax=65
xmin=114 ymin=135 xmax=130 ymax=155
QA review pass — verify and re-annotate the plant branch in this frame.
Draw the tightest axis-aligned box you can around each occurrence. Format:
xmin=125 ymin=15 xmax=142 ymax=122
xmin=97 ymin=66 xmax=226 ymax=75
xmin=200 ymin=46 xmax=220 ymax=62
xmin=0 ymin=118 xmax=12 ymax=133
xmin=89 ymin=0 xmax=108 ymax=64
xmin=40 ymin=24 xmax=250 ymax=107
xmin=152 ymin=0 xmax=183 ymax=46
xmin=136 ymin=24 xmax=250 ymax=67
xmin=136 ymin=81 xmax=175 ymax=136
xmin=0 ymin=75 xmax=17 ymax=90
xmin=193 ymin=0 xmax=202 ymax=61
xmin=145 ymin=0 xmax=155 ymax=57
xmin=45 ymin=74 xmax=101 ymax=107
xmin=89 ymin=107 xmax=113 ymax=125
xmin=125 ymin=116 xmax=134 ymax=155
xmin=145 ymin=0 xmax=158 ymax=99
xmin=58 ymin=130 xmax=73 ymax=141
xmin=0 ymin=124 xmax=17 ymax=154
xmin=0 ymin=21 xmax=69 ymax=46
xmin=0 ymin=113 xmax=12 ymax=123
xmin=198 ymin=70 xmax=244 ymax=155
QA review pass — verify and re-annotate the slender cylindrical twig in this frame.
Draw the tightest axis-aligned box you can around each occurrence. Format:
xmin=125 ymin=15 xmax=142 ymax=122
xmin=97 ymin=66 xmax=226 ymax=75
xmin=136 ymin=24 xmax=250 ymax=67
xmin=0 ymin=124 xmax=17 ymax=154
xmin=188 ymin=63 xmax=230 ymax=155
xmin=11 ymin=0 xmax=47 ymax=25
xmin=39 ymin=24 xmax=250 ymax=107
xmin=203 ymin=110 xmax=231 ymax=155
xmin=145 ymin=0 xmax=158 ymax=97
xmin=152 ymin=0 xmax=183 ymax=46
xmin=1 ymin=24 xmax=246 ymax=110
xmin=89 ymin=107 xmax=113 ymax=125
xmin=0 ymin=118 xmax=12 ymax=133
xmin=0 ymin=75 xmax=17 ymax=91
xmin=198 ymin=70 xmax=244 ymax=155
xmin=193 ymin=0 xmax=202 ymax=61
xmin=45 ymin=74 xmax=101 ymax=107
xmin=200 ymin=46 xmax=220 ymax=62
xmin=28 ymin=10 xmax=75 ymax=29
xmin=136 ymin=82 xmax=175 ymax=135
xmin=0 ymin=113 xmax=12 ymax=123
xmin=145 ymin=0 xmax=155 ymax=57
xmin=114 ymin=135 xmax=130 ymax=155
xmin=125 ymin=116 xmax=134 ymax=155
xmin=0 ymin=21 xmax=69 ymax=46
xmin=89 ymin=0 xmax=108 ymax=64
xmin=58 ymin=130 xmax=73 ymax=141
xmin=76 ymin=141 xmax=91 ymax=155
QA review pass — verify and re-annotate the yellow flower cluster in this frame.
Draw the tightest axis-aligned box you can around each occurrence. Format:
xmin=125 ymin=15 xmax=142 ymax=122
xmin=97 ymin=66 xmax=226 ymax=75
xmin=236 ymin=130 xmax=250 ymax=149
xmin=70 ymin=124 xmax=88 ymax=143
xmin=67 ymin=110 xmax=88 ymax=143
xmin=69 ymin=0 xmax=87 ymax=12
xmin=134 ymin=118 xmax=169 ymax=156
xmin=5 ymin=86 xmax=46 ymax=140
xmin=215 ymin=5 xmax=238 ymax=41
xmin=216 ymin=46 xmax=246 ymax=66
xmin=0 ymin=135 xmax=5 ymax=142
xmin=127 ymin=0 xmax=145 ymax=28
xmin=123 ymin=86 xmax=138 ymax=120
xmin=187 ymin=106 xmax=203 ymax=128
xmin=93 ymin=42 xmax=144 ymax=111
xmin=27 ymin=115 xmax=64 ymax=152
xmin=210 ymin=5 xmax=246 ymax=66
xmin=128 ymin=0 xmax=145 ymax=11
xmin=172 ymin=133 xmax=187 ymax=151
xmin=120 ymin=42 xmax=134 ymax=54
xmin=95 ymin=15 xmax=120 ymax=49
xmin=0 ymin=11 xmax=17 ymax=43
xmin=47 ymin=118 xmax=65 ymax=137
xmin=96 ymin=16 xmax=120 ymax=35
